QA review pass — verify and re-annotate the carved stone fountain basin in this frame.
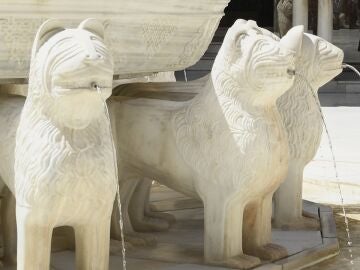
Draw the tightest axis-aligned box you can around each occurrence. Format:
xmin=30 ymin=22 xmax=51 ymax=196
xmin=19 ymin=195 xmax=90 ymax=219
xmin=0 ymin=0 xmax=230 ymax=80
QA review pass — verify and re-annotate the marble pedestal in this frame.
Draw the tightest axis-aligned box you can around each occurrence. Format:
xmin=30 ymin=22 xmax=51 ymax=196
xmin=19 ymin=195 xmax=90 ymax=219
xmin=0 ymin=185 xmax=338 ymax=270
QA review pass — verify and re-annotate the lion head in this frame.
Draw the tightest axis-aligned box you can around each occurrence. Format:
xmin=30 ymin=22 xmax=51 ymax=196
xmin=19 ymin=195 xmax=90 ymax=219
xmin=299 ymin=33 xmax=343 ymax=89
xmin=212 ymin=20 xmax=303 ymax=104
xmin=28 ymin=19 xmax=114 ymax=129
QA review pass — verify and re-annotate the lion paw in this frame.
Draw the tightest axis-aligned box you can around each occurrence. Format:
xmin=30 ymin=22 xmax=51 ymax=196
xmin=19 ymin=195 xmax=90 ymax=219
xmin=146 ymin=211 xmax=176 ymax=226
xmin=125 ymin=232 xmax=157 ymax=247
xmin=246 ymin=243 xmax=288 ymax=261
xmin=110 ymin=239 xmax=134 ymax=254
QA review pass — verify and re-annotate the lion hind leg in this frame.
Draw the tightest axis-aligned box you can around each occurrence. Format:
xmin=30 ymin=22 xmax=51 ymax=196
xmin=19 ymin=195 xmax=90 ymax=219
xmin=75 ymin=218 xmax=111 ymax=270
xmin=203 ymin=193 xmax=260 ymax=269
xmin=111 ymin=172 xmax=156 ymax=247
xmin=129 ymin=178 xmax=173 ymax=232
xmin=243 ymin=192 xmax=288 ymax=261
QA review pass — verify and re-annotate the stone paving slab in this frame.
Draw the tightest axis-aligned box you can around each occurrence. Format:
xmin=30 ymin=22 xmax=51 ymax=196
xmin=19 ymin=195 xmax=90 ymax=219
xmin=50 ymin=252 xmax=234 ymax=270
xmin=320 ymin=211 xmax=337 ymax=238
xmin=305 ymin=205 xmax=360 ymax=269
xmin=303 ymin=200 xmax=320 ymax=218
xmin=274 ymin=238 xmax=339 ymax=270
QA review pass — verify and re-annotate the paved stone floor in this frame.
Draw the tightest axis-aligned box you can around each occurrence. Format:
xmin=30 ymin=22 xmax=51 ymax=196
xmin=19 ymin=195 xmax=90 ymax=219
xmin=304 ymin=107 xmax=360 ymax=205
xmin=303 ymin=107 xmax=360 ymax=269
xmin=306 ymin=206 xmax=360 ymax=270
xmin=47 ymin=199 xmax=333 ymax=270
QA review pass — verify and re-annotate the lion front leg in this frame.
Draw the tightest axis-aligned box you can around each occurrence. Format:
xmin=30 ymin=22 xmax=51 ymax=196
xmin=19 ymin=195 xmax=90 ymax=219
xmin=75 ymin=217 xmax=111 ymax=270
xmin=203 ymin=193 xmax=261 ymax=269
xmin=243 ymin=192 xmax=288 ymax=261
xmin=16 ymin=206 xmax=53 ymax=270
xmin=111 ymin=172 xmax=156 ymax=247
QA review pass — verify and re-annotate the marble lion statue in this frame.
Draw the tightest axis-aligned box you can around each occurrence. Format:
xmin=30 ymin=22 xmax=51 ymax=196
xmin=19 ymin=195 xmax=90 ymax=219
xmin=0 ymin=19 xmax=116 ymax=270
xmin=273 ymin=33 xmax=344 ymax=229
xmin=0 ymin=26 xmax=170 ymax=266
xmin=109 ymin=20 xmax=303 ymax=268
xmin=115 ymin=26 xmax=345 ymax=235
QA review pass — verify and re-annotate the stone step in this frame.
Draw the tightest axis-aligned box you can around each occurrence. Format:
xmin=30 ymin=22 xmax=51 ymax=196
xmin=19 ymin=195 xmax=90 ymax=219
xmin=186 ymin=59 xmax=214 ymax=71
xmin=205 ymin=43 xmax=221 ymax=54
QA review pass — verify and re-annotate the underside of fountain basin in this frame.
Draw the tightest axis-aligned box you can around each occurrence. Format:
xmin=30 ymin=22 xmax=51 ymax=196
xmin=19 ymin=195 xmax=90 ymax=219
xmin=0 ymin=0 xmax=230 ymax=81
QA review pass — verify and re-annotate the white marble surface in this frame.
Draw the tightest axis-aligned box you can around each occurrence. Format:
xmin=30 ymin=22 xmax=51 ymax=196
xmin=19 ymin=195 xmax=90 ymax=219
xmin=49 ymin=252 xmax=230 ymax=270
xmin=0 ymin=0 xmax=230 ymax=79
xmin=47 ymin=230 xmax=322 ymax=270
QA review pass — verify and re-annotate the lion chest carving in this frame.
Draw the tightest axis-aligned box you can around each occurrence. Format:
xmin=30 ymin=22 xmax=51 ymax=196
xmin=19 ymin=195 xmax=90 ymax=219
xmin=274 ymin=34 xmax=344 ymax=229
xmin=278 ymin=34 xmax=344 ymax=164
xmin=110 ymin=20 xmax=303 ymax=268
xmin=13 ymin=19 xmax=116 ymax=270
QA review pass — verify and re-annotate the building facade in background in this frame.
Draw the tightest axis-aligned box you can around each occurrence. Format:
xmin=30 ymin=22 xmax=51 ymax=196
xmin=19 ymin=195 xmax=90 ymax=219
xmin=178 ymin=0 xmax=359 ymax=106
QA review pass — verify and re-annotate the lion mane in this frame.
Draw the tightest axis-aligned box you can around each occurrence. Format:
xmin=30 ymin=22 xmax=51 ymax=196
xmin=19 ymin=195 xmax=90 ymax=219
xmin=14 ymin=20 xmax=116 ymax=208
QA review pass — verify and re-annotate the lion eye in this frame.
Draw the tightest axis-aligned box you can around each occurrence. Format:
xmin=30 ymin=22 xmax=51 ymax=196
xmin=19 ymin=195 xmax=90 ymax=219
xmin=317 ymin=40 xmax=328 ymax=52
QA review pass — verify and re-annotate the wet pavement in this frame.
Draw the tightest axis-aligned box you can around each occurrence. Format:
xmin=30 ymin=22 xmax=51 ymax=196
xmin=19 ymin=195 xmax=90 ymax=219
xmin=306 ymin=206 xmax=360 ymax=269
xmin=303 ymin=107 xmax=360 ymax=269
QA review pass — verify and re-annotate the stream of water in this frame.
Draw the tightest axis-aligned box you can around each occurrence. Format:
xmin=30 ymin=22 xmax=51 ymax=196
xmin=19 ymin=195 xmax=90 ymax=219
xmin=183 ymin=69 xmax=188 ymax=82
xmin=298 ymin=63 xmax=360 ymax=268
xmin=343 ymin=64 xmax=360 ymax=77
xmin=96 ymin=84 xmax=127 ymax=270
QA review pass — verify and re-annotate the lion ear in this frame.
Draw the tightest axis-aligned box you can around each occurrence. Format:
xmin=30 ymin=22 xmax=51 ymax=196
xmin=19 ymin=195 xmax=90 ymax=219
xmin=31 ymin=19 xmax=65 ymax=60
xmin=279 ymin=25 xmax=304 ymax=56
xmin=78 ymin=18 xmax=105 ymax=39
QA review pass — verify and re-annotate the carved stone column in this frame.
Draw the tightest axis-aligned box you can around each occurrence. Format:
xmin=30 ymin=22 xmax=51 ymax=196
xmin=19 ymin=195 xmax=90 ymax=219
xmin=317 ymin=0 xmax=333 ymax=41
xmin=293 ymin=0 xmax=308 ymax=31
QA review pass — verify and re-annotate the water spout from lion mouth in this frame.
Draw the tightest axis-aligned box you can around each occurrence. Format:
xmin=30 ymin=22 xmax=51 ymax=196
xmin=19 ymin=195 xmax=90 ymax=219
xmin=92 ymin=82 xmax=111 ymax=93
xmin=287 ymin=69 xmax=295 ymax=76
xmin=342 ymin=64 xmax=360 ymax=78
xmin=91 ymin=82 xmax=99 ymax=91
